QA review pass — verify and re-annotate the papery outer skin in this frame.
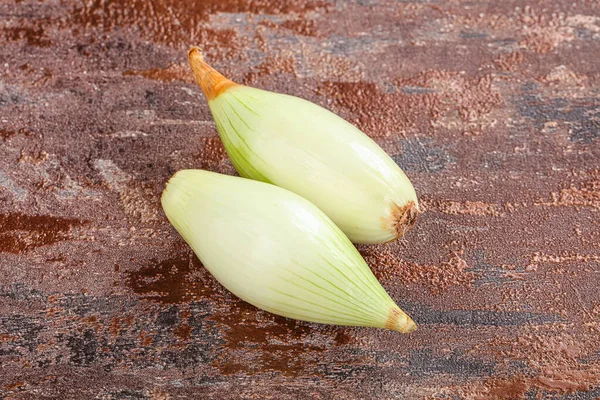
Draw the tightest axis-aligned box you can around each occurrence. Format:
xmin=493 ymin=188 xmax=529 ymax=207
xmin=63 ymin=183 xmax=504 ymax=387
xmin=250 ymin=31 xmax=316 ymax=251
xmin=188 ymin=49 xmax=419 ymax=244
xmin=161 ymin=170 xmax=416 ymax=333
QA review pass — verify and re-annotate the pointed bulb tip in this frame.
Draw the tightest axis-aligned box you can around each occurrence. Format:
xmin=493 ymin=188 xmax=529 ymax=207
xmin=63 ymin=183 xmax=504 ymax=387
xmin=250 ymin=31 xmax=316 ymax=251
xmin=386 ymin=306 xmax=417 ymax=334
xmin=186 ymin=46 xmax=237 ymax=100
xmin=187 ymin=46 xmax=204 ymax=62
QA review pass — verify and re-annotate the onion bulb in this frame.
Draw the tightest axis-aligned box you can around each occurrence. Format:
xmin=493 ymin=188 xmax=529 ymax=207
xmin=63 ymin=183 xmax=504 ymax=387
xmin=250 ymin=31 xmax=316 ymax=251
xmin=161 ymin=169 xmax=416 ymax=333
xmin=188 ymin=47 xmax=419 ymax=244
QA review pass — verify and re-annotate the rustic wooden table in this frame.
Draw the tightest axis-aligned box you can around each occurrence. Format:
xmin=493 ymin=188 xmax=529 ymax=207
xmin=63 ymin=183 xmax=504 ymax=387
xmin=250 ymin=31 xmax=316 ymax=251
xmin=1 ymin=0 xmax=599 ymax=398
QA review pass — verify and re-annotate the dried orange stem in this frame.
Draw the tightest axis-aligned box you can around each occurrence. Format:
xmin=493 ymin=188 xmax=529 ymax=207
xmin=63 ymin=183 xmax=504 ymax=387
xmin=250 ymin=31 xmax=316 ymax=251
xmin=187 ymin=46 xmax=238 ymax=100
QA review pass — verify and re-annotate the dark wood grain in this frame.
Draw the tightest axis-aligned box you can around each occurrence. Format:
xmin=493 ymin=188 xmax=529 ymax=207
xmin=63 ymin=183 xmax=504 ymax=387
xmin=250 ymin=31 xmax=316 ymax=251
xmin=1 ymin=0 xmax=599 ymax=398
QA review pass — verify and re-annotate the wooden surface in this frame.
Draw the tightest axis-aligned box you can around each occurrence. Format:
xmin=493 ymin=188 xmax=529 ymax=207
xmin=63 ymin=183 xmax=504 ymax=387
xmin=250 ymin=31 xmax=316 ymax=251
xmin=1 ymin=0 xmax=600 ymax=398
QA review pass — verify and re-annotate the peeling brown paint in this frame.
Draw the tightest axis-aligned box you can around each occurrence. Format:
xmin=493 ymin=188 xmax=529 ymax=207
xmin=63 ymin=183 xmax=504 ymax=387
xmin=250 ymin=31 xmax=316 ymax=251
xmin=1 ymin=0 xmax=600 ymax=397
xmin=125 ymin=257 xmax=218 ymax=304
xmin=123 ymin=63 xmax=192 ymax=83
xmin=0 ymin=213 xmax=87 ymax=254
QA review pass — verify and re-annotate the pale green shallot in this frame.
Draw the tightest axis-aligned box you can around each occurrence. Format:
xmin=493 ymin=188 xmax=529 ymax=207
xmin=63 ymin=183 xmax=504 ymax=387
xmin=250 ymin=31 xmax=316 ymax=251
xmin=161 ymin=169 xmax=416 ymax=333
xmin=188 ymin=47 xmax=419 ymax=244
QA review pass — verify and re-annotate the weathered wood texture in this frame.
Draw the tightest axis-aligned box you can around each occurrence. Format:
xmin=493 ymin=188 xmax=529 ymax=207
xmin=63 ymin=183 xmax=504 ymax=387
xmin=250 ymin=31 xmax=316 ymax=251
xmin=1 ymin=0 xmax=599 ymax=398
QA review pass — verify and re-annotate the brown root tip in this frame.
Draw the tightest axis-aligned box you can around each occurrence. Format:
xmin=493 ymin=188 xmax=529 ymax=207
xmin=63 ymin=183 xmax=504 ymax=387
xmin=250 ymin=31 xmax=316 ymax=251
xmin=187 ymin=46 xmax=237 ymax=100
xmin=396 ymin=201 xmax=418 ymax=236
xmin=385 ymin=200 xmax=418 ymax=241
xmin=385 ymin=307 xmax=417 ymax=333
